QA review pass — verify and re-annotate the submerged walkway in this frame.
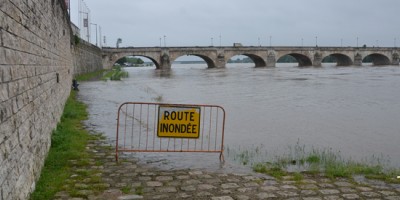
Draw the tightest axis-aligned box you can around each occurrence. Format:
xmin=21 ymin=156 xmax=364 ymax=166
xmin=54 ymin=138 xmax=400 ymax=200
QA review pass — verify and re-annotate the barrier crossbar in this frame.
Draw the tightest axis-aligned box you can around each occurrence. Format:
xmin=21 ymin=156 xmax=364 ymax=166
xmin=115 ymin=102 xmax=226 ymax=162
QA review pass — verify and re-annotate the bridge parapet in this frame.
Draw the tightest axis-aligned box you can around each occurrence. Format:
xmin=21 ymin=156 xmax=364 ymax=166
xmin=101 ymin=46 xmax=400 ymax=69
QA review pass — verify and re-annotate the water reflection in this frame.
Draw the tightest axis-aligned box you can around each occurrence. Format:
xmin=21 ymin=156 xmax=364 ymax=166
xmin=153 ymin=69 xmax=174 ymax=78
xmin=78 ymin=63 xmax=400 ymax=173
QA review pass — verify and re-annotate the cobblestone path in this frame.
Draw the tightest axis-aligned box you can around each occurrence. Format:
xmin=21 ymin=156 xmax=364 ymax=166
xmin=54 ymin=138 xmax=400 ymax=200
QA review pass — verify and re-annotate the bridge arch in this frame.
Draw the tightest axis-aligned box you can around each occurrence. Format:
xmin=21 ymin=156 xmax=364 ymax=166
xmin=226 ymin=54 xmax=266 ymax=67
xmin=118 ymin=54 xmax=160 ymax=68
xmin=278 ymin=53 xmax=313 ymax=67
xmin=363 ymin=53 xmax=391 ymax=66
xmin=169 ymin=53 xmax=217 ymax=68
xmin=105 ymin=52 xmax=161 ymax=69
xmin=223 ymin=50 xmax=268 ymax=67
xmin=322 ymin=53 xmax=353 ymax=66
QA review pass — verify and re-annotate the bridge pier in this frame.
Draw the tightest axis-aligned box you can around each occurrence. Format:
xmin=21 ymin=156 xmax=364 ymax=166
xmin=392 ymin=53 xmax=399 ymax=65
xmin=313 ymin=51 xmax=322 ymax=67
xmin=266 ymin=51 xmax=276 ymax=67
xmin=354 ymin=53 xmax=362 ymax=66
xmin=216 ymin=50 xmax=226 ymax=68
xmin=159 ymin=50 xmax=171 ymax=70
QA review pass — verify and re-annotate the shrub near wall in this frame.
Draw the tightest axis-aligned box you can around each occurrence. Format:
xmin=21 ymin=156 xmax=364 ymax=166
xmin=0 ymin=0 xmax=74 ymax=199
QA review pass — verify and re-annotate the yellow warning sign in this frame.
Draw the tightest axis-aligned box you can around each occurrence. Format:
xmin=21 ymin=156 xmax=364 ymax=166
xmin=157 ymin=106 xmax=201 ymax=138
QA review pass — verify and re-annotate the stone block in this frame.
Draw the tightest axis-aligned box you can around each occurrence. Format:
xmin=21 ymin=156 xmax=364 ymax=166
xmin=11 ymin=65 xmax=28 ymax=81
xmin=25 ymin=66 xmax=35 ymax=78
xmin=21 ymin=92 xmax=29 ymax=107
xmin=15 ymin=94 xmax=24 ymax=111
xmin=155 ymin=186 xmax=177 ymax=193
xmin=4 ymin=48 xmax=19 ymax=65
xmin=221 ymin=183 xmax=239 ymax=189
xmin=319 ymin=189 xmax=340 ymax=195
xmin=1 ymin=179 xmax=11 ymax=200
xmin=0 ymin=82 xmax=8 ymax=102
xmin=7 ymin=80 xmax=18 ymax=98
xmin=146 ymin=181 xmax=163 ymax=187
xmin=6 ymin=133 xmax=19 ymax=153
xmin=11 ymin=97 xmax=18 ymax=114
xmin=155 ymin=176 xmax=173 ymax=181
xmin=0 ymin=99 xmax=12 ymax=123
xmin=0 ymin=47 xmax=5 ymax=67
xmin=0 ymin=117 xmax=13 ymax=144
xmin=2 ymin=66 xmax=11 ymax=82
xmin=2 ymin=30 xmax=20 ymax=51
xmin=18 ymin=119 xmax=31 ymax=146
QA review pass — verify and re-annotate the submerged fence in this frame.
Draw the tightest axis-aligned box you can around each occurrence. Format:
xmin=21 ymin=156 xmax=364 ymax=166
xmin=115 ymin=102 xmax=226 ymax=162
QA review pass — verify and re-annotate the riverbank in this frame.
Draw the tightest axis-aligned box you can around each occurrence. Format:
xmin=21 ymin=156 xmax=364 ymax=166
xmin=30 ymin=82 xmax=400 ymax=200
xmin=30 ymin=91 xmax=102 ymax=199
xmin=45 ymin=133 xmax=400 ymax=200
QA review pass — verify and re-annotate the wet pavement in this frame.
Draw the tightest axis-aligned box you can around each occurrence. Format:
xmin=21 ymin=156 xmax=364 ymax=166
xmin=53 ymin=136 xmax=400 ymax=200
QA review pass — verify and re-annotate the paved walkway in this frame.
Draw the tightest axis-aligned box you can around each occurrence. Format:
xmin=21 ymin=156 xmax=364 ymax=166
xmin=54 ymin=138 xmax=400 ymax=200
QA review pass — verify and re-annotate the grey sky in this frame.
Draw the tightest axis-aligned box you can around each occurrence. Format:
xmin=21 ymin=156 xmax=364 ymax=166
xmin=70 ymin=0 xmax=400 ymax=48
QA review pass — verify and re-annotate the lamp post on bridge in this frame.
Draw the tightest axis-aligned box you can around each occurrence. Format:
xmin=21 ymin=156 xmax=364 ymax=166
xmin=269 ymin=36 xmax=272 ymax=47
xmin=163 ymin=35 xmax=166 ymax=47
xmin=341 ymin=38 xmax=343 ymax=47
xmin=211 ymin=37 xmax=214 ymax=46
xmin=356 ymin=37 xmax=359 ymax=48
xmin=315 ymin=36 xmax=318 ymax=47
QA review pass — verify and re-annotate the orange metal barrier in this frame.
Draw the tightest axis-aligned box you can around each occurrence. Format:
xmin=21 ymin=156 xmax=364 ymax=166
xmin=115 ymin=102 xmax=226 ymax=162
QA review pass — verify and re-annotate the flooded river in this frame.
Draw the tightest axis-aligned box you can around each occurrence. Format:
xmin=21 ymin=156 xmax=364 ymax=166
xmin=78 ymin=63 xmax=400 ymax=172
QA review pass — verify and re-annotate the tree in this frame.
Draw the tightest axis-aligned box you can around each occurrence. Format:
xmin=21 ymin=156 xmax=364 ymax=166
xmin=115 ymin=57 xmax=127 ymax=65
xmin=116 ymin=38 xmax=122 ymax=48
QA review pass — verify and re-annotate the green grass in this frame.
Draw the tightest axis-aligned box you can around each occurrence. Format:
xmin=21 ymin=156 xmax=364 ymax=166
xmin=102 ymin=66 xmax=129 ymax=81
xmin=30 ymin=91 xmax=94 ymax=200
xmin=135 ymin=186 xmax=144 ymax=195
xmin=253 ymin=163 xmax=287 ymax=179
xmin=121 ymin=186 xmax=131 ymax=194
xmin=229 ymin=141 xmax=400 ymax=182
xmin=292 ymin=172 xmax=304 ymax=182
xmin=102 ymin=70 xmax=115 ymax=80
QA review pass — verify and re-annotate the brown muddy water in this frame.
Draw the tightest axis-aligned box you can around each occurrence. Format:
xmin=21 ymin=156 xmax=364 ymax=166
xmin=77 ymin=63 xmax=400 ymax=173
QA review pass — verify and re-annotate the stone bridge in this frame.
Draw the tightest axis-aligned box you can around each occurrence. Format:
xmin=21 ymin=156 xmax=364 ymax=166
xmin=102 ymin=46 xmax=400 ymax=69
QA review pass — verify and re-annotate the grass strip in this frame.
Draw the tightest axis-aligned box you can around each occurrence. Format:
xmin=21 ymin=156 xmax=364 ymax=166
xmin=30 ymin=91 xmax=93 ymax=200
xmin=104 ymin=66 xmax=129 ymax=81
xmin=228 ymin=142 xmax=400 ymax=182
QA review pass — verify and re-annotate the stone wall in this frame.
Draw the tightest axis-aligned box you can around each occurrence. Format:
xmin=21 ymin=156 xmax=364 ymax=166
xmin=0 ymin=0 xmax=102 ymax=199
xmin=73 ymin=39 xmax=103 ymax=75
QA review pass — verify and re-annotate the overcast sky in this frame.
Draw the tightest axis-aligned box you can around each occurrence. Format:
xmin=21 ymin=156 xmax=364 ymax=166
xmin=70 ymin=0 xmax=400 ymax=48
